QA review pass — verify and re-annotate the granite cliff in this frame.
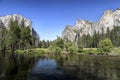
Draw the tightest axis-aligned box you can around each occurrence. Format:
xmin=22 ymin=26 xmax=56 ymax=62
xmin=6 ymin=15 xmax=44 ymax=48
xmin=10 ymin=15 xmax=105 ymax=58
xmin=62 ymin=8 xmax=120 ymax=42
xmin=0 ymin=14 xmax=39 ymax=47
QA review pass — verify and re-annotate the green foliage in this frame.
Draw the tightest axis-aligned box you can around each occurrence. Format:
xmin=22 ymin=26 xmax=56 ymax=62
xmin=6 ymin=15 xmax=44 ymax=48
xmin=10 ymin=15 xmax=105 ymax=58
xmin=54 ymin=37 xmax=64 ymax=49
xmin=15 ymin=48 xmax=48 ymax=56
xmin=84 ymin=48 xmax=99 ymax=55
xmin=68 ymin=45 xmax=77 ymax=54
xmin=39 ymin=40 xmax=51 ymax=48
xmin=48 ymin=37 xmax=64 ymax=54
xmin=64 ymin=39 xmax=77 ymax=54
xmin=0 ymin=27 xmax=8 ymax=53
xmin=76 ymin=26 xmax=120 ymax=49
xmin=78 ymin=47 xmax=83 ymax=53
xmin=110 ymin=47 xmax=120 ymax=55
xmin=1 ymin=19 xmax=120 ymax=56
xmin=64 ymin=39 xmax=73 ymax=51
xmin=54 ymin=46 xmax=62 ymax=54
xmin=8 ymin=21 xmax=34 ymax=50
xmin=8 ymin=20 xmax=21 ymax=51
xmin=20 ymin=27 xmax=33 ymax=49
xmin=0 ymin=20 xmax=35 ymax=53
xmin=110 ymin=26 xmax=120 ymax=47
xmin=48 ymin=37 xmax=78 ymax=54
xmin=98 ymin=38 xmax=113 ymax=52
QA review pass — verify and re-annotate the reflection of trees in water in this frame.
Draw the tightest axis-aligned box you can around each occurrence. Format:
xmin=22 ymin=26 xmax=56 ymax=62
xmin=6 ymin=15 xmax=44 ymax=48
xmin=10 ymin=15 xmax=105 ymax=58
xmin=58 ymin=55 xmax=120 ymax=80
xmin=0 ymin=54 xmax=38 ymax=80
xmin=0 ymin=54 xmax=120 ymax=80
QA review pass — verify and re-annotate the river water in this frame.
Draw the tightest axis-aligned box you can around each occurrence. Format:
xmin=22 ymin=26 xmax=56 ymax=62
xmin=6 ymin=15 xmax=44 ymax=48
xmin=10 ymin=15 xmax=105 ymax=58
xmin=0 ymin=54 xmax=120 ymax=80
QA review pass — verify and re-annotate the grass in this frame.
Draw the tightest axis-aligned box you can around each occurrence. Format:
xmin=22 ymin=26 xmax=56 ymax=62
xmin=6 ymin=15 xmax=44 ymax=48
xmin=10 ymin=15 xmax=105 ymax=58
xmin=79 ymin=48 xmax=99 ymax=55
xmin=15 ymin=48 xmax=49 ymax=56
xmin=81 ymin=47 xmax=120 ymax=56
xmin=110 ymin=47 xmax=120 ymax=55
xmin=15 ymin=47 xmax=120 ymax=56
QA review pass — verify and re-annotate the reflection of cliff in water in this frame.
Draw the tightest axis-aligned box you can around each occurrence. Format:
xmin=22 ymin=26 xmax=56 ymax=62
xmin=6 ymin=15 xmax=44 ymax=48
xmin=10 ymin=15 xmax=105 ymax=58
xmin=0 ymin=54 xmax=120 ymax=80
xmin=28 ymin=59 xmax=66 ymax=80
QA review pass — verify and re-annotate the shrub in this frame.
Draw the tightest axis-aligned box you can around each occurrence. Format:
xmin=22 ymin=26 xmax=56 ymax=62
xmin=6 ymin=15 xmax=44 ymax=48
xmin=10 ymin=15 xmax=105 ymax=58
xmin=78 ymin=47 xmax=83 ymax=53
xmin=48 ymin=46 xmax=62 ymax=54
xmin=98 ymin=38 xmax=113 ymax=53
xmin=54 ymin=47 xmax=62 ymax=54
xmin=68 ymin=46 xmax=77 ymax=54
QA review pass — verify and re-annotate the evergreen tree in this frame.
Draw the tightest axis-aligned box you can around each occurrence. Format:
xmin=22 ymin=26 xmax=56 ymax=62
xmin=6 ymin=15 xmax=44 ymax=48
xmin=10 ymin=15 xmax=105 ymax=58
xmin=41 ymin=40 xmax=47 ymax=48
xmin=20 ymin=27 xmax=33 ymax=49
xmin=98 ymin=38 xmax=113 ymax=52
xmin=64 ymin=39 xmax=73 ymax=51
xmin=54 ymin=37 xmax=64 ymax=49
xmin=8 ymin=20 xmax=21 ymax=51
xmin=0 ymin=20 xmax=38 ymax=53
xmin=78 ymin=37 xmax=83 ymax=48
xmin=101 ymin=27 xmax=105 ymax=40
xmin=0 ymin=27 xmax=8 ymax=54
xmin=106 ymin=27 xmax=110 ymax=38
xmin=92 ymin=30 xmax=98 ymax=48
xmin=86 ymin=34 xmax=92 ymax=48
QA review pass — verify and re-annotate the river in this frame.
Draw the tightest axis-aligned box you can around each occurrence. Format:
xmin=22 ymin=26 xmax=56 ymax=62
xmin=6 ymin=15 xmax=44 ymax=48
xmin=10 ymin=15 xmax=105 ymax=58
xmin=0 ymin=54 xmax=120 ymax=80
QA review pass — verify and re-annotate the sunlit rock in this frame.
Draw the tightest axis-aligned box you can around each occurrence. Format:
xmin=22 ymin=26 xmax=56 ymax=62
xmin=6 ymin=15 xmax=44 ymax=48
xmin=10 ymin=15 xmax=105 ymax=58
xmin=62 ymin=9 xmax=120 ymax=42
xmin=0 ymin=14 xmax=39 ymax=47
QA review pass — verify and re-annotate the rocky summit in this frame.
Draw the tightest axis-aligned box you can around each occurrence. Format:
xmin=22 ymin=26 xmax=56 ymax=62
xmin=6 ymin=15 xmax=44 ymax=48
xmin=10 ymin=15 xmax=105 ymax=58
xmin=62 ymin=8 xmax=120 ymax=42
xmin=0 ymin=14 xmax=39 ymax=47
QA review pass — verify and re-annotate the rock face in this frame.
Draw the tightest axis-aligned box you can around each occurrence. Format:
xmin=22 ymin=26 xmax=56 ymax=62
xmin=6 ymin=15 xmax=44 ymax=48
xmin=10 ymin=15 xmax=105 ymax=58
xmin=62 ymin=9 xmax=120 ymax=41
xmin=0 ymin=14 xmax=39 ymax=47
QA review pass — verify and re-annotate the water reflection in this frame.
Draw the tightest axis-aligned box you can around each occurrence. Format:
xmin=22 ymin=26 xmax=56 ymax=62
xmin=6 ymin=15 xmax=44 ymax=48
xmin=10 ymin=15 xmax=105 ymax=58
xmin=28 ymin=59 xmax=65 ymax=80
xmin=31 ymin=59 xmax=63 ymax=74
xmin=0 ymin=54 xmax=37 ymax=80
xmin=0 ymin=54 xmax=120 ymax=80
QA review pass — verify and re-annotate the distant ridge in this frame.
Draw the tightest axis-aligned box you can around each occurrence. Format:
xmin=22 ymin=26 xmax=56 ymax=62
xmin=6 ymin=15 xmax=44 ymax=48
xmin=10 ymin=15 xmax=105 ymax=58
xmin=62 ymin=8 xmax=120 ymax=41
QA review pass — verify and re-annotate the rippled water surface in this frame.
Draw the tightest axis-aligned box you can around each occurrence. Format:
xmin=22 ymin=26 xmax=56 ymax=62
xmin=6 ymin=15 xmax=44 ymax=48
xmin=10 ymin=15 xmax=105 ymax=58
xmin=0 ymin=54 xmax=120 ymax=80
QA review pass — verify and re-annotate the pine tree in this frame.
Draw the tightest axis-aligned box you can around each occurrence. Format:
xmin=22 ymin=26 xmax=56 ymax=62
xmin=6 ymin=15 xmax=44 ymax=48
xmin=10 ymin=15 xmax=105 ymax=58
xmin=20 ymin=27 xmax=33 ymax=49
xmin=0 ymin=27 xmax=8 ymax=54
xmin=98 ymin=38 xmax=113 ymax=52
xmin=8 ymin=20 xmax=21 ymax=51
xmin=86 ymin=34 xmax=92 ymax=48
xmin=101 ymin=27 xmax=105 ymax=40
xmin=106 ymin=27 xmax=110 ymax=38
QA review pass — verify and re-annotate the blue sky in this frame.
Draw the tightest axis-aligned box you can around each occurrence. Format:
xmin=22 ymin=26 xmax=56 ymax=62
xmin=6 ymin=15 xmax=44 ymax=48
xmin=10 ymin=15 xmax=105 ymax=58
xmin=0 ymin=0 xmax=120 ymax=40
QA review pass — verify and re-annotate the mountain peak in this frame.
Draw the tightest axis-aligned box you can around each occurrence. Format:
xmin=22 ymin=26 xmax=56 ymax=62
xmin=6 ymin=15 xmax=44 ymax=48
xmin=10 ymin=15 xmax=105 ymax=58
xmin=0 ymin=14 xmax=32 ymax=29
xmin=116 ymin=8 xmax=120 ymax=11
xmin=62 ymin=8 xmax=120 ymax=42
xmin=104 ymin=10 xmax=113 ymax=15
